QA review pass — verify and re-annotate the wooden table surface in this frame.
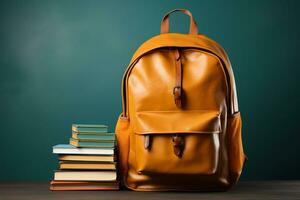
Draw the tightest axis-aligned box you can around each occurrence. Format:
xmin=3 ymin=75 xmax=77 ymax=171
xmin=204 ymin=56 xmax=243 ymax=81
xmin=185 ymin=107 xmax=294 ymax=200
xmin=0 ymin=181 xmax=299 ymax=200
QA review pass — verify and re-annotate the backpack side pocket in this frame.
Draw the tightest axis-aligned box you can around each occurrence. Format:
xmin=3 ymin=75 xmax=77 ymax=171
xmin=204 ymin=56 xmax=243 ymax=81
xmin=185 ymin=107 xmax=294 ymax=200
xmin=115 ymin=115 xmax=130 ymax=181
xmin=227 ymin=112 xmax=246 ymax=185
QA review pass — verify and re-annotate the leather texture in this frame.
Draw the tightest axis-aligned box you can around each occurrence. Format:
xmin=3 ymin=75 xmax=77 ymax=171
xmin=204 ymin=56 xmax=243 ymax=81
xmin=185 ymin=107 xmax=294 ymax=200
xmin=115 ymin=9 xmax=245 ymax=191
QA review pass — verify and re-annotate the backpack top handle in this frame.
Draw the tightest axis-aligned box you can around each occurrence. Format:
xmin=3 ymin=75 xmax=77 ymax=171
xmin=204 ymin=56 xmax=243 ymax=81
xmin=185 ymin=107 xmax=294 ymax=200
xmin=160 ymin=9 xmax=199 ymax=35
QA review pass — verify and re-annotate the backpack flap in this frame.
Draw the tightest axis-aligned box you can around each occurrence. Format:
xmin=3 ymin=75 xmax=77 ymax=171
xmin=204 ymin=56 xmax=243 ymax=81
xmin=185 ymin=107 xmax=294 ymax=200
xmin=132 ymin=110 xmax=221 ymax=175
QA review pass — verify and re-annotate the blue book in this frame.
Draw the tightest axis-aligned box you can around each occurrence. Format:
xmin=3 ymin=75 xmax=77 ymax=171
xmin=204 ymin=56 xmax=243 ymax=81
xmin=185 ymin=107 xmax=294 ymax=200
xmin=72 ymin=124 xmax=108 ymax=133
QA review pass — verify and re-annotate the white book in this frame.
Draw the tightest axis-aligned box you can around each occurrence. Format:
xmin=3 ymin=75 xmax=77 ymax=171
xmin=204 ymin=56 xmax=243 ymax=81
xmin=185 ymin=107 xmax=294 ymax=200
xmin=53 ymin=144 xmax=113 ymax=155
xmin=54 ymin=171 xmax=116 ymax=181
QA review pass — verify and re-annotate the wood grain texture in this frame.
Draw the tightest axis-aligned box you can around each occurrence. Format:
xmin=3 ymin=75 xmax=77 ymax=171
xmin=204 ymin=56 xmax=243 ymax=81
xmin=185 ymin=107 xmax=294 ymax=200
xmin=0 ymin=181 xmax=299 ymax=200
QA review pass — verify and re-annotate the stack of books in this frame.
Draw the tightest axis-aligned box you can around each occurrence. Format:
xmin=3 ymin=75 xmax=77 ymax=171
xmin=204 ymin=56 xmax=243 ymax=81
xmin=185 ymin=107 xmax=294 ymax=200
xmin=50 ymin=124 xmax=119 ymax=191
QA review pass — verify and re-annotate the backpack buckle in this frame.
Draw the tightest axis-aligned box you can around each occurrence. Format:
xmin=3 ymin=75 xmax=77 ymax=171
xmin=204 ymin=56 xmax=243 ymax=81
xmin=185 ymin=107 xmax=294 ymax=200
xmin=173 ymin=86 xmax=181 ymax=98
xmin=172 ymin=134 xmax=185 ymax=157
xmin=173 ymin=86 xmax=182 ymax=108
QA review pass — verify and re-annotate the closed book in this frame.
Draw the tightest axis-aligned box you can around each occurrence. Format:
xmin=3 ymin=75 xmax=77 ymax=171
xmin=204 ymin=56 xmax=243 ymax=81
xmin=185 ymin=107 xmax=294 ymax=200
xmin=72 ymin=132 xmax=115 ymax=141
xmin=53 ymin=144 xmax=113 ymax=155
xmin=72 ymin=124 xmax=108 ymax=133
xmin=54 ymin=170 xmax=116 ymax=181
xmin=59 ymin=161 xmax=116 ymax=170
xmin=50 ymin=180 xmax=119 ymax=191
xmin=58 ymin=155 xmax=114 ymax=162
xmin=70 ymin=138 xmax=114 ymax=148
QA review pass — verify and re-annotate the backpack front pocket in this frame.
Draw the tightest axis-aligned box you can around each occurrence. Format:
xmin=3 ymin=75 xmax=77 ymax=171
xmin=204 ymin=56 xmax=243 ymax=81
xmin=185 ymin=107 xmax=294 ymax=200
xmin=132 ymin=110 xmax=222 ymax=175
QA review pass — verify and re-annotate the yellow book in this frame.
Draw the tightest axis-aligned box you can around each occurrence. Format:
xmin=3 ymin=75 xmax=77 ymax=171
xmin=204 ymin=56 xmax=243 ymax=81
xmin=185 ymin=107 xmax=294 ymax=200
xmin=59 ymin=155 xmax=114 ymax=162
xmin=59 ymin=161 xmax=116 ymax=170
xmin=54 ymin=170 xmax=116 ymax=181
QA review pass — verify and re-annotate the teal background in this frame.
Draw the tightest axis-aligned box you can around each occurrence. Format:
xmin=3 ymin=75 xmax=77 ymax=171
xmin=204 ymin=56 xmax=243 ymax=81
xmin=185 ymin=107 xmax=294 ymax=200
xmin=1 ymin=0 xmax=299 ymax=181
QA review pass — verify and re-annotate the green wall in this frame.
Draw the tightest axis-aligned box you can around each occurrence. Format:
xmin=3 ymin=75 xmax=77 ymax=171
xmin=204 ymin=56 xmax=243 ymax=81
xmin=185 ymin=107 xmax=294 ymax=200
xmin=1 ymin=0 xmax=299 ymax=181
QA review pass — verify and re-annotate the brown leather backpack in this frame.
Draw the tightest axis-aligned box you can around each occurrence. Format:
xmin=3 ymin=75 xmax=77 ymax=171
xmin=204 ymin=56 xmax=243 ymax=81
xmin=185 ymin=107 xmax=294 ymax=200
xmin=115 ymin=9 xmax=246 ymax=191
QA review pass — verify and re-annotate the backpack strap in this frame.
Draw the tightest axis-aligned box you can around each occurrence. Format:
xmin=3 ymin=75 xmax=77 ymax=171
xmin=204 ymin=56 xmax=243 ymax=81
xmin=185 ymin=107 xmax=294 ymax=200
xmin=173 ymin=48 xmax=183 ymax=108
xmin=161 ymin=9 xmax=198 ymax=35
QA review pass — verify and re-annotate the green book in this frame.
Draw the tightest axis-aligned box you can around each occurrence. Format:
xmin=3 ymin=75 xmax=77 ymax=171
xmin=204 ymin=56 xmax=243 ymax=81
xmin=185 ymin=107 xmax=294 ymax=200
xmin=70 ymin=138 xmax=114 ymax=148
xmin=72 ymin=132 xmax=115 ymax=141
xmin=72 ymin=124 xmax=108 ymax=133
